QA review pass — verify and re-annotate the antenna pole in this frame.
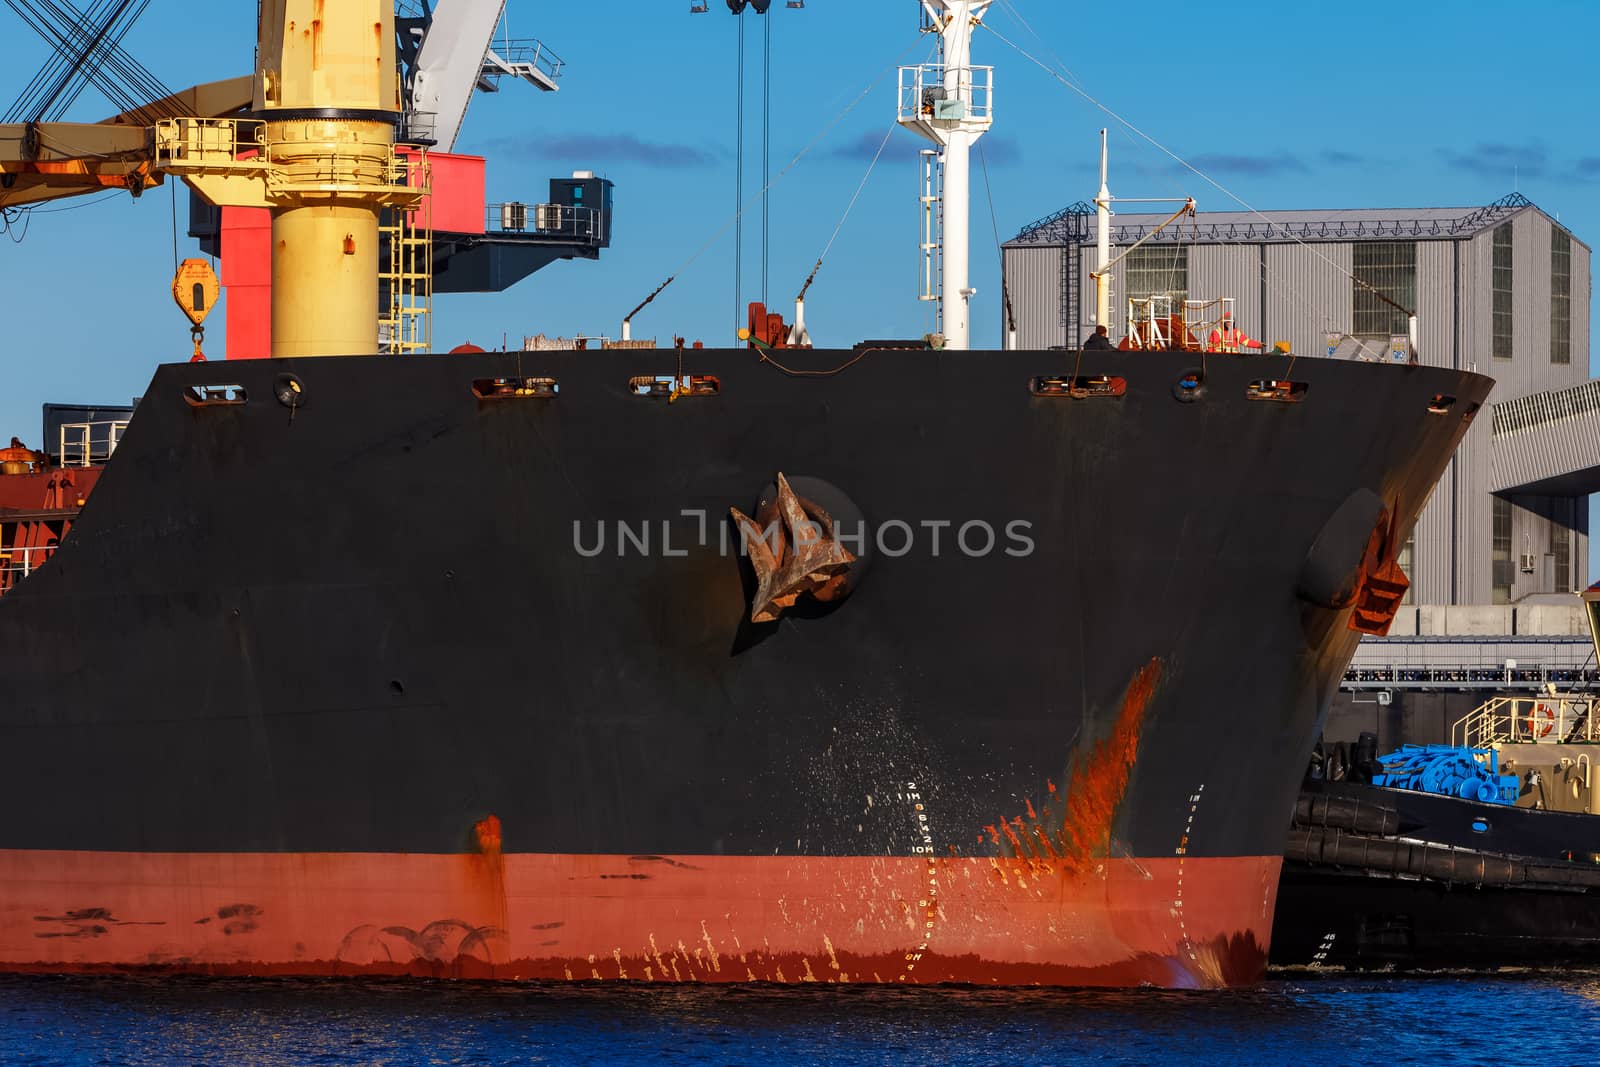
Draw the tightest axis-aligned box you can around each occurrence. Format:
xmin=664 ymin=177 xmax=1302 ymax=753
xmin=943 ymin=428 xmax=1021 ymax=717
xmin=898 ymin=1 xmax=993 ymax=350
xmin=1095 ymin=128 xmax=1111 ymax=332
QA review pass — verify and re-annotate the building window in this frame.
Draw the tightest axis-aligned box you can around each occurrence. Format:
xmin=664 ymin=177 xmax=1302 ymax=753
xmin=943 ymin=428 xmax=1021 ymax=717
xmin=1122 ymin=244 xmax=1187 ymax=306
xmin=1352 ymin=241 xmax=1416 ymax=337
xmin=1492 ymin=223 xmax=1514 ymax=360
xmin=1555 ymin=522 xmax=1572 ymax=592
xmin=1552 ymin=229 xmax=1572 ymax=365
xmin=1492 ymin=496 xmax=1513 ymax=603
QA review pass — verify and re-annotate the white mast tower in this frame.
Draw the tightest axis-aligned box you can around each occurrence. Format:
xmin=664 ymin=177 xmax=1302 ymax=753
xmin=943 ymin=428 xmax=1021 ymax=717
xmin=898 ymin=1 xmax=993 ymax=350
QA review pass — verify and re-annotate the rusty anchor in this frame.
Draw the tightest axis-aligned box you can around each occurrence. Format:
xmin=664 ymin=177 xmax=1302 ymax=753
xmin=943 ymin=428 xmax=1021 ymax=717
xmin=730 ymin=472 xmax=856 ymax=624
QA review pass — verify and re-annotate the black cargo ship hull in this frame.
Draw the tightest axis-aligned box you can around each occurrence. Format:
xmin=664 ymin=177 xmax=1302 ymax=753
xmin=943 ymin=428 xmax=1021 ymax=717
xmin=0 ymin=346 xmax=1489 ymax=985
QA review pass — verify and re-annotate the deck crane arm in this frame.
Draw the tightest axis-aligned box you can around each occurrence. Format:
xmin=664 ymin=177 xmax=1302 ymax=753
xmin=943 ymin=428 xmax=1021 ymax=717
xmin=0 ymin=75 xmax=253 ymax=209
xmin=401 ymin=0 xmax=559 ymax=153
xmin=405 ymin=0 xmax=507 ymax=153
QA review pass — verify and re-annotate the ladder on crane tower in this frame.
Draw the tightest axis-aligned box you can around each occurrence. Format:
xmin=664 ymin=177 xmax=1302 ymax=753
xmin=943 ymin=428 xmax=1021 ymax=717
xmin=919 ymin=148 xmax=942 ymax=328
xmin=379 ymin=154 xmax=434 ymax=354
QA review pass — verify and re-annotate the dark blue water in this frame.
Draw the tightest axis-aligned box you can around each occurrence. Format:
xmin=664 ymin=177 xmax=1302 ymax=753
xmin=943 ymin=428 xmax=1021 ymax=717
xmin=3 ymin=973 xmax=1598 ymax=1065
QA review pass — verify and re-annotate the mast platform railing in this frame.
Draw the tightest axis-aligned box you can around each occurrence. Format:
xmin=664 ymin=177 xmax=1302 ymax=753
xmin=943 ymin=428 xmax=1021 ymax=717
xmin=154 ymin=118 xmax=424 ymax=206
xmin=897 ymin=65 xmax=993 ymax=126
xmin=485 ymin=202 xmax=601 ymax=239
xmin=482 ymin=39 xmax=565 ymax=88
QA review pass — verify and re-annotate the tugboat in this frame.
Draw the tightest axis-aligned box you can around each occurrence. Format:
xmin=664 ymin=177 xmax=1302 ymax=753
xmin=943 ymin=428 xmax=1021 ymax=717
xmin=0 ymin=1 xmax=1491 ymax=986
xmin=1271 ymin=584 xmax=1600 ymax=969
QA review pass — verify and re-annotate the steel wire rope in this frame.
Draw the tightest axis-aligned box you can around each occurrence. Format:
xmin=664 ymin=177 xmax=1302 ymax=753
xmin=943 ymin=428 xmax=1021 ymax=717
xmin=997 ymin=0 xmax=1233 ymax=343
xmin=3 ymin=1 xmax=174 ymax=157
xmin=0 ymin=206 xmax=31 ymax=242
xmin=734 ymin=12 xmax=745 ymax=338
xmin=757 ymin=120 xmax=899 ymax=381
xmin=44 ymin=0 xmax=168 ymax=121
xmin=2 ymin=0 xmax=80 ymax=119
xmin=0 ymin=0 xmax=127 ymax=120
xmin=747 ymin=344 xmax=872 ymax=379
xmin=619 ymin=34 xmax=927 ymax=334
xmin=48 ymin=0 xmax=143 ymax=117
xmin=762 ymin=10 xmax=770 ymax=306
xmin=801 ymin=120 xmax=898 ymax=292
xmin=6 ymin=190 xmax=117 ymax=228
xmin=2 ymin=0 xmax=109 ymax=121
xmin=13 ymin=0 xmax=145 ymax=122
xmin=976 ymin=138 xmax=1014 ymax=340
xmin=988 ymin=6 xmax=1343 ymax=336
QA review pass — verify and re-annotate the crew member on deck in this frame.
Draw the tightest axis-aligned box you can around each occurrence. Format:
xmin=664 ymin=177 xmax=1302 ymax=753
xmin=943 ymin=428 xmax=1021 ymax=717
xmin=1206 ymin=314 xmax=1263 ymax=353
xmin=1083 ymin=324 xmax=1115 ymax=350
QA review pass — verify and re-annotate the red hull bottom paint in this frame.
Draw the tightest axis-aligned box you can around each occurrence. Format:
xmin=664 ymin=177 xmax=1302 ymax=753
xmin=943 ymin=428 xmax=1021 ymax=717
xmin=0 ymin=851 xmax=1279 ymax=988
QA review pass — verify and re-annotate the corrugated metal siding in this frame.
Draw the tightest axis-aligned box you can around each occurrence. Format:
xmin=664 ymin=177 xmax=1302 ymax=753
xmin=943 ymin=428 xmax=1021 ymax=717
xmin=1457 ymin=231 xmax=1492 ymax=604
xmin=1504 ymin=499 xmax=1580 ymax=601
xmin=1457 ymin=421 xmax=1485 ymax=604
xmin=1573 ymin=240 xmax=1592 ymax=380
xmin=1465 ymin=208 xmax=1573 ymax=400
xmin=1413 ymin=481 xmax=1452 ymax=603
xmin=1464 ymin=228 xmax=1494 ymax=377
xmin=1415 ymin=241 xmax=1456 ymax=370
xmin=1008 ymin=207 xmax=1590 ymax=608
xmin=1519 ymin=211 xmax=1550 ymax=385
xmin=1411 ymin=233 xmax=1458 ymax=599
xmin=1488 ymin=380 xmax=1600 ymax=493
xmin=1508 ymin=501 xmax=1533 ymax=602
xmin=1088 ymin=246 xmax=1100 ymax=337
xmin=1189 ymin=244 xmax=1261 ymax=339
xmin=1002 ymin=246 xmax=1064 ymax=349
xmin=1263 ymin=243 xmax=1353 ymax=361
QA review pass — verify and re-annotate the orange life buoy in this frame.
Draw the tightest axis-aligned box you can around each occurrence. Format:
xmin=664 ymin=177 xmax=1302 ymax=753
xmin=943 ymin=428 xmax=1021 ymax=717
xmin=1527 ymin=702 xmax=1557 ymax=739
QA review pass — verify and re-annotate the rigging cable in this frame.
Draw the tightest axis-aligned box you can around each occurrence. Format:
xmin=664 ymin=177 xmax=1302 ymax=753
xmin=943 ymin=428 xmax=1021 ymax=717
xmin=1 ymin=206 xmax=31 ymax=243
xmin=5 ymin=0 xmax=181 ymax=126
xmin=169 ymin=177 xmax=178 ymax=273
xmin=976 ymin=139 xmax=1015 ymax=341
xmin=14 ymin=0 xmax=138 ymax=121
xmin=619 ymin=35 xmax=925 ymax=334
xmin=986 ymin=6 xmax=1371 ymax=332
xmin=734 ymin=12 xmax=745 ymax=338
xmin=794 ymin=119 xmax=898 ymax=304
xmin=762 ymin=10 xmax=771 ymax=306
xmin=48 ymin=0 xmax=165 ymax=120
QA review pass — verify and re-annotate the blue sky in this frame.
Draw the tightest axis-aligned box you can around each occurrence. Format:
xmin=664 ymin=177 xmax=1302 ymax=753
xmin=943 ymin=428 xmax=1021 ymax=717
xmin=2 ymin=0 xmax=1598 ymax=549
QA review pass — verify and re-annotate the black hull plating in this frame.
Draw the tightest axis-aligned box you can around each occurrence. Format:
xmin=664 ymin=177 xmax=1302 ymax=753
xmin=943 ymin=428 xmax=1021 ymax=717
xmin=0 ymin=347 xmax=1488 ymax=864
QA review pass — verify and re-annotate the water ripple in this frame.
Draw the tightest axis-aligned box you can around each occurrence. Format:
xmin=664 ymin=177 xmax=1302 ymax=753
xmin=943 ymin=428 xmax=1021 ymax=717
xmin=3 ymin=973 xmax=1599 ymax=1066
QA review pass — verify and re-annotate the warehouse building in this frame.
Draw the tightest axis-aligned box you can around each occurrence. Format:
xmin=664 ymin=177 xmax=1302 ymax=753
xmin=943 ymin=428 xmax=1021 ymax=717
xmin=1003 ymin=192 xmax=1595 ymax=608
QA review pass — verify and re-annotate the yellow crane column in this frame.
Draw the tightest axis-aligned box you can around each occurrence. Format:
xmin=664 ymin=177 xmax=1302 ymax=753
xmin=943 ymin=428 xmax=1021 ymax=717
xmin=257 ymin=0 xmax=404 ymax=357
xmin=1 ymin=2 xmax=425 ymax=357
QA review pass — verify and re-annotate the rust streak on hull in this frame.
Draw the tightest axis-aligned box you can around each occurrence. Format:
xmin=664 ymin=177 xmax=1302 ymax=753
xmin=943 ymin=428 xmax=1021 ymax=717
xmin=1059 ymin=657 xmax=1163 ymax=869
